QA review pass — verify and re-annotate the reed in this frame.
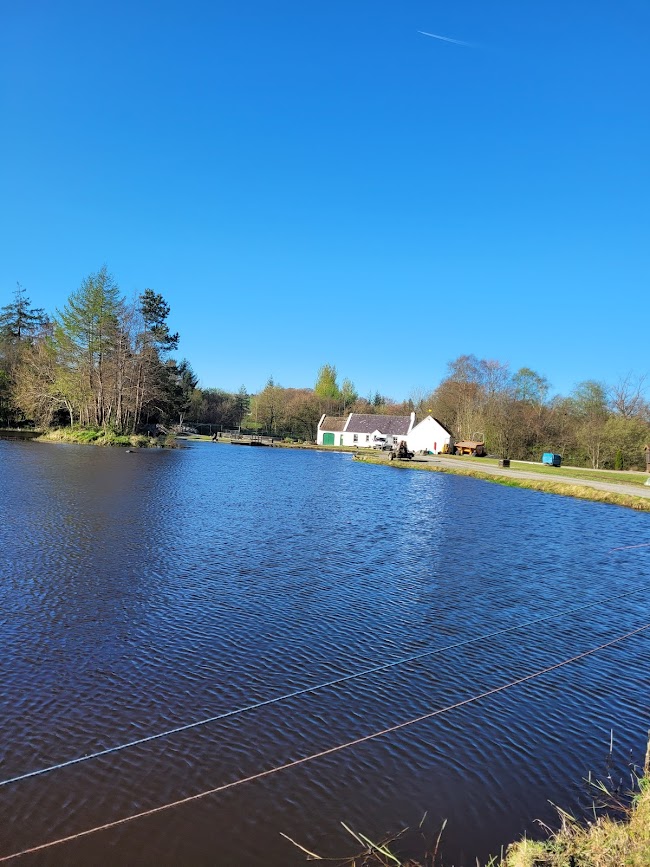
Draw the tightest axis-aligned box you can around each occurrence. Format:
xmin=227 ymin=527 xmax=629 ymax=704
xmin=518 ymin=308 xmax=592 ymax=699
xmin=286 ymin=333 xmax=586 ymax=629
xmin=283 ymin=739 xmax=650 ymax=866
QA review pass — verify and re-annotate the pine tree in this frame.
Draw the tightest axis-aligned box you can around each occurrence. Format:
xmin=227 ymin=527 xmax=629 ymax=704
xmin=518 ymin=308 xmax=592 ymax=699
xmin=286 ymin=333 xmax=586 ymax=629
xmin=0 ymin=284 xmax=47 ymax=343
xmin=235 ymin=385 xmax=250 ymax=427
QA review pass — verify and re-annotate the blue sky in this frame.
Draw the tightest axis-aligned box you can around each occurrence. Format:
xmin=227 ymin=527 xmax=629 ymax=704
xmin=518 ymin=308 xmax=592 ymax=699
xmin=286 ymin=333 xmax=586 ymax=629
xmin=1 ymin=1 xmax=648 ymax=400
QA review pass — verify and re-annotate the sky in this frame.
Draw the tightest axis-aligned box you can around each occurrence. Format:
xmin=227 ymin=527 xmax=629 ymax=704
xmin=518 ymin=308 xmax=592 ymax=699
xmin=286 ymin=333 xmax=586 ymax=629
xmin=1 ymin=1 xmax=648 ymax=400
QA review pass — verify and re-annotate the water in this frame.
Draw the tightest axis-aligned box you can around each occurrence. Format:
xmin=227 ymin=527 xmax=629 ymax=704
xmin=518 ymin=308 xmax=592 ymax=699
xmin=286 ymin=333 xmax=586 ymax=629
xmin=1 ymin=439 xmax=649 ymax=866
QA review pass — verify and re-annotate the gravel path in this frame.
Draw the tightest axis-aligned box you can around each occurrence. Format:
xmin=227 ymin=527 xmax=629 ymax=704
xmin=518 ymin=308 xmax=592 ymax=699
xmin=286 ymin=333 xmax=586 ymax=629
xmin=413 ymin=455 xmax=650 ymax=499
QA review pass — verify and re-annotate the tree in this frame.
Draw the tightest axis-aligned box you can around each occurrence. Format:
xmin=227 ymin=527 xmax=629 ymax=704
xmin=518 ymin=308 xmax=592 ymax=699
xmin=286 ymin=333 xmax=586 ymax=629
xmin=513 ymin=367 xmax=549 ymax=405
xmin=602 ymin=415 xmax=650 ymax=469
xmin=0 ymin=285 xmax=48 ymax=425
xmin=609 ymin=373 xmax=649 ymax=421
xmin=571 ymin=380 xmax=609 ymax=468
xmin=139 ymin=289 xmax=179 ymax=353
xmin=0 ymin=284 xmax=47 ymax=344
xmin=314 ymin=364 xmax=340 ymax=413
xmin=255 ymin=376 xmax=283 ymax=434
xmin=234 ymin=385 xmax=250 ymax=427
xmin=340 ymin=378 xmax=357 ymax=413
xmin=283 ymin=388 xmax=322 ymax=440
xmin=54 ymin=267 xmax=123 ymax=427
xmin=133 ymin=288 xmax=180 ymax=430
xmin=163 ymin=358 xmax=198 ymax=425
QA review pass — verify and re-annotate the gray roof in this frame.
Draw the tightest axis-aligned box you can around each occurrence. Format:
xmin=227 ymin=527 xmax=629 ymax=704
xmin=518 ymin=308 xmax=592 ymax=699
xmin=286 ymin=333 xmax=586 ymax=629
xmin=320 ymin=416 xmax=347 ymax=432
xmin=346 ymin=414 xmax=412 ymax=436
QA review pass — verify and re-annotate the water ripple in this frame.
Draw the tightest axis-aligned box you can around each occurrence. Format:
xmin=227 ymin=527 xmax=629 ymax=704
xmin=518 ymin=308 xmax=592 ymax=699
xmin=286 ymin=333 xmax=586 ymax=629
xmin=0 ymin=440 xmax=649 ymax=866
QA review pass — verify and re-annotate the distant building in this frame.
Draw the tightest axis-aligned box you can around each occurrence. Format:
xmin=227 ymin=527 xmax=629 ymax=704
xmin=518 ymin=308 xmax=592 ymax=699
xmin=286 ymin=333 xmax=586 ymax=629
xmin=317 ymin=412 xmax=453 ymax=453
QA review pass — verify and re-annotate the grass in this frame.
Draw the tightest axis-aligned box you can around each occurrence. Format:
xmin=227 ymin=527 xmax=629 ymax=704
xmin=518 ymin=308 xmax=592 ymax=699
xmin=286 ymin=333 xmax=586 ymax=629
xmin=355 ymin=455 xmax=650 ymax=512
xmin=286 ymin=744 xmax=650 ymax=866
xmin=444 ymin=455 xmax=649 ymax=487
xmin=498 ymin=745 xmax=650 ymax=867
xmin=36 ymin=427 xmax=171 ymax=448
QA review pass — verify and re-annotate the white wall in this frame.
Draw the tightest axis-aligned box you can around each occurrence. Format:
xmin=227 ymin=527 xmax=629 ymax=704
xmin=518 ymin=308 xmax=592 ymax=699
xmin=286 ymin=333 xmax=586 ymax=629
xmin=407 ymin=416 xmax=453 ymax=454
xmin=318 ymin=413 xmax=417 ymax=447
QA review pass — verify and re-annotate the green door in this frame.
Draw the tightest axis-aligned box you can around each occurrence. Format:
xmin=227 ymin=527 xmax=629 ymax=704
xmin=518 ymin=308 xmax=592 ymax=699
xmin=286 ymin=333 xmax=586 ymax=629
xmin=323 ymin=432 xmax=335 ymax=445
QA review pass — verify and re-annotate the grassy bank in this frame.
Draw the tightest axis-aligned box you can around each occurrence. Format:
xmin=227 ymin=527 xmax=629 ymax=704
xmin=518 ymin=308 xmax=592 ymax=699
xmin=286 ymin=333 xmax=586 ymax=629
xmin=443 ymin=454 xmax=649 ymax=487
xmin=36 ymin=428 xmax=177 ymax=448
xmin=300 ymin=749 xmax=650 ymax=866
xmin=355 ymin=455 xmax=650 ymax=512
xmin=500 ymin=755 xmax=650 ymax=866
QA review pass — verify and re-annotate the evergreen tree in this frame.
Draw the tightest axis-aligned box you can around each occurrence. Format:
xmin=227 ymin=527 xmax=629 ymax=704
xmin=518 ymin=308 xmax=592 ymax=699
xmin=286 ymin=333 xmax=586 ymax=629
xmin=0 ymin=284 xmax=47 ymax=344
xmin=235 ymin=385 xmax=250 ymax=427
xmin=133 ymin=288 xmax=180 ymax=430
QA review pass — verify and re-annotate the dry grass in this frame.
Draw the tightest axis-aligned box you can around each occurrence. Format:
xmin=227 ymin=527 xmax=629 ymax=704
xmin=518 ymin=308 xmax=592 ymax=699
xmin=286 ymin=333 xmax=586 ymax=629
xmin=500 ymin=776 xmax=650 ymax=867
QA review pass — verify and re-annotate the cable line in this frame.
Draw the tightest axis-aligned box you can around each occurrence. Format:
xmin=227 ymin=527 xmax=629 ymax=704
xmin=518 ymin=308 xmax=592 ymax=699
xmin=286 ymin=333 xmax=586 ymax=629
xmin=1 ymin=622 xmax=648 ymax=864
xmin=1 ymin=582 xmax=648 ymax=791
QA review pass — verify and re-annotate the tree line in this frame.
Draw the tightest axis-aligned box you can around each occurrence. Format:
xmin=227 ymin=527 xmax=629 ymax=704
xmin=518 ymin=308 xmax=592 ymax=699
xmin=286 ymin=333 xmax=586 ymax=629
xmin=205 ymin=359 xmax=650 ymax=471
xmin=0 ymin=270 xmax=197 ymax=432
xmin=2 ymin=277 xmax=649 ymax=468
xmin=419 ymin=355 xmax=649 ymax=470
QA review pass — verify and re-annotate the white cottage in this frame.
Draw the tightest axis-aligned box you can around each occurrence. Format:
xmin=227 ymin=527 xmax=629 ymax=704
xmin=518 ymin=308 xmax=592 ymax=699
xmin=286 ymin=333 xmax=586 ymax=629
xmin=317 ymin=412 xmax=453 ymax=454
xmin=406 ymin=416 xmax=454 ymax=454
xmin=317 ymin=412 xmax=414 ymax=447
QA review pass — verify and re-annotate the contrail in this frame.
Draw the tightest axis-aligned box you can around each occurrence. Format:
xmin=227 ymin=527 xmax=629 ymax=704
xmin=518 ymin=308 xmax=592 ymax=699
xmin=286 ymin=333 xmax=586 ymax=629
xmin=418 ymin=30 xmax=471 ymax=47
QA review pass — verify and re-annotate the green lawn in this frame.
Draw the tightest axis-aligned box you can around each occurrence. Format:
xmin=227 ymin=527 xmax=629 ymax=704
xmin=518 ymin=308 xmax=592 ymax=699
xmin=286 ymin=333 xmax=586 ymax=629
xmin=444 ymin=455 xmax=649 ymax=486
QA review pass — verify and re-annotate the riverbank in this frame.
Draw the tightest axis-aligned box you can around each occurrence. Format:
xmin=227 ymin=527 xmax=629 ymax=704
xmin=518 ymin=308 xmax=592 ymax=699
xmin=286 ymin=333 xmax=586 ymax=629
xmin=355 ymin=454 xmax=650 ymax=512
xmin=35 ymin=428 xmax=178 ymax=448
xmin=335 ymin=747 xmax=650 ymax=866
xmin=501 ymin=745 xmax=650 ymax=866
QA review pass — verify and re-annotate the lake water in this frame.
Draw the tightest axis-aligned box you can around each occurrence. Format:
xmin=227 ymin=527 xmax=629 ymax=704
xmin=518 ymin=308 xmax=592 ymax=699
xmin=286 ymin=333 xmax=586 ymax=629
xmin=1 ymin=439 xmax=649 ymax=866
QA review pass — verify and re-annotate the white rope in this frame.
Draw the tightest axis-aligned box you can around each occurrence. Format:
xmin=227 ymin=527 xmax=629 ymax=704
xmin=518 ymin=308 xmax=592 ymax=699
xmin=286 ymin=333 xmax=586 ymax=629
xmin=1 ymin=622 xmax=648 ymax=863
xmin=1 ymin=583 xmax=647 ymax=789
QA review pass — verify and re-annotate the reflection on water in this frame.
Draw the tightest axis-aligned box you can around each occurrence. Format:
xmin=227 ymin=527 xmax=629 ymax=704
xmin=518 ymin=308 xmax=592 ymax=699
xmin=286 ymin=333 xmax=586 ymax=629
xmin=1 ymin=439 xmax=649 ymax=866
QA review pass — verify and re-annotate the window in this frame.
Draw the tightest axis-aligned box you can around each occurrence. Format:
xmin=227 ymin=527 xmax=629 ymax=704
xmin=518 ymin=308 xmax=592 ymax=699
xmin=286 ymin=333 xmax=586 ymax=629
xmin=353 ymin=434 xmax=358 ymax=443
xmin=365 ymin=435 xmax=370 ymax=442
xmin=392 ymin=436 xmax=398 ymax=445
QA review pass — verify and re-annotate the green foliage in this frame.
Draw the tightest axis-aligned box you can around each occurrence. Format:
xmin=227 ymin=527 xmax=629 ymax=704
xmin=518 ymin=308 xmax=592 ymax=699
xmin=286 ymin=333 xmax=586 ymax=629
xmin=513 ymin=367 xmax=549 ymax=404
xmin=74 ymin=428 xmax=102 ymax=442
xmin=139 ymin=288 xmax=179 ymax=353
xmin=1 ymin=267 xmax=195 ymax=435
xmin=314 ymin=364 xmax=340 ymax=402
xmin=0 ymin=284 xmax=47 ymax=343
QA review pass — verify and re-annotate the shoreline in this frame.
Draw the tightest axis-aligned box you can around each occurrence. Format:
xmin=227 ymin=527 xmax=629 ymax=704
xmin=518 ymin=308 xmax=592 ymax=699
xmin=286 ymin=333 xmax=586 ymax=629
xmin=7 ymin=431 xmax=650 ymax=511
xmin=354 ymin=453 xmax=650 ymax=512
xmin=32 ymin=428 xmax=179 ymax=449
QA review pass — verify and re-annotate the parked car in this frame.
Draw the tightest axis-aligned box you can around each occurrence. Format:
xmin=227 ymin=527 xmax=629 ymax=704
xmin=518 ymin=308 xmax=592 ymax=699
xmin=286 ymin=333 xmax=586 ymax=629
xmin=372 ymin=437 xmax=389 ymax=449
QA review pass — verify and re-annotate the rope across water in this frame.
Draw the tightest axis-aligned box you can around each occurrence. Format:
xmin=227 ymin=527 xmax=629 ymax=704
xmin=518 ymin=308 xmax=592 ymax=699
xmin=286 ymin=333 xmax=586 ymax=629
xmin=2 ymin=583 xmax=648 ymax=790
xmin=1 ymin=622 xmax=648 ymax=863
